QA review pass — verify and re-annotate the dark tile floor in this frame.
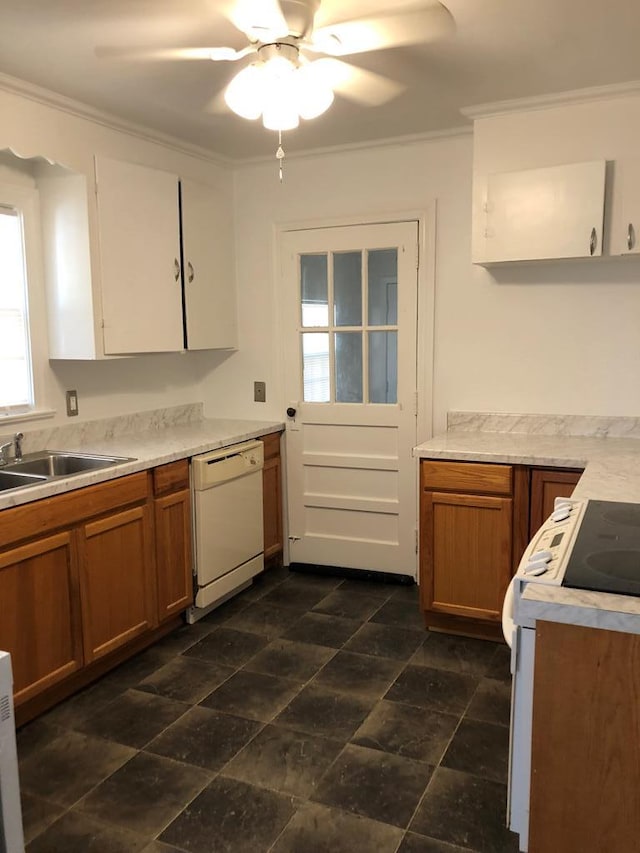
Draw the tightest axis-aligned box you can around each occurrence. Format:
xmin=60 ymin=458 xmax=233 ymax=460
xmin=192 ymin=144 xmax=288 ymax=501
xmin=17 ymin=566 xmax=519 ymax=853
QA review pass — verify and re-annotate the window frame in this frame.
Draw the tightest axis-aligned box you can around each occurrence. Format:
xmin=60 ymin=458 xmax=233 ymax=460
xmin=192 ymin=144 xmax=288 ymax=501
xmin=0 ymin=181 xmax=49 ymax=421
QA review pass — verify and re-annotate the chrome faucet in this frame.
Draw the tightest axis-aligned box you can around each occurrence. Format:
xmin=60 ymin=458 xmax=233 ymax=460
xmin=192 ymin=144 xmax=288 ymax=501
xmin=0 ymin=440 xmax=12 ymax=466
xmin=14 ymin=432 xmax=23 ymax=462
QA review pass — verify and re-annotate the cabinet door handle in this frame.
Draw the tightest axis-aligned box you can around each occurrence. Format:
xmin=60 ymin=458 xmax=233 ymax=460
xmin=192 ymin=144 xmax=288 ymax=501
xmin=628 ymin=223 xmax=636 ymax=251
xmin=187 ymin=261 xmax=195 ymax=283
xmin=589 ymin=227 xmax=597 ymax=257
xmin=174 ymin=258 xmax=181 ymax=282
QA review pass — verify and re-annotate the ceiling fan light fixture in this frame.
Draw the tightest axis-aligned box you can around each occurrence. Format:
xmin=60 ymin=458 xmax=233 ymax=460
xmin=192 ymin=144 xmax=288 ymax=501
xmin=296 ymin=64 xmax=334 ymax=119
xmin=225 ymin=41 xmax=336 ymax=131
xmin=224 ymin=62 xmax=264 ymax=119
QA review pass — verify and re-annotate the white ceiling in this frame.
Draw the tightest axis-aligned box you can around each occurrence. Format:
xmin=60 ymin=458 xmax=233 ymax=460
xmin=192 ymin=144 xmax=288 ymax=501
xmin=2 ymin=0 xmax=640 ymax=161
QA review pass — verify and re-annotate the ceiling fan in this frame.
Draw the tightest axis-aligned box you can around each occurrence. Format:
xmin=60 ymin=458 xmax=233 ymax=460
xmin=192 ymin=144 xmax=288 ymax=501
xmin=98 ymin=0 xmax=456 ymax=132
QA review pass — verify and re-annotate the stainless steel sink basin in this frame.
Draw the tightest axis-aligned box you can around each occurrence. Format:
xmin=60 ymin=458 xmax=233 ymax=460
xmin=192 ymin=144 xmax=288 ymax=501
xmin=6 ymin=451 xmax=134 ymax=478
xmin=0 ymin=451 xmax=136 ymax=492
xmin=0 ymin=470 xmax=47 ymax=492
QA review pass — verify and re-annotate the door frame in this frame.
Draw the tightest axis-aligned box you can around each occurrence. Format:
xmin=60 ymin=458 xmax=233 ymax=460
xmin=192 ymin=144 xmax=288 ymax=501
xmin=273 ymin=205 xmax=437 ymax=567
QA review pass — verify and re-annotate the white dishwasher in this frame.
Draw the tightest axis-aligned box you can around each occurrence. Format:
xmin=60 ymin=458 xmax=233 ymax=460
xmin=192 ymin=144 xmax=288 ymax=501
xmin=187 ymin=440 xmax=264 ymax=623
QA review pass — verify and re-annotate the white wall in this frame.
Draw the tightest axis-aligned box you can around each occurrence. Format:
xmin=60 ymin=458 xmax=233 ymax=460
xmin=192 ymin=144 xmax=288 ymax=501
xmin=203 ymin=97 xmax=640 ymax=437
xmin=0 ymin=83 xmax=234 ymax=430
xmin=203 ymin=132 xmax=472 ymax=437
xmin=5 ymin=78 xmax=640 ymax=438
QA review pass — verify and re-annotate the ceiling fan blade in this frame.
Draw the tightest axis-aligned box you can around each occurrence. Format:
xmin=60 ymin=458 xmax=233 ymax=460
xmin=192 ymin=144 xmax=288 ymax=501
xmin=231 ymin=0 xmax=289 ymax=41
xmin=305 ymin=57 xmax=404 ymax=106
xmin=310 ymin=4 xmax=455 ymax=56
xmin=95 ymin=45 xmax=253 ymax=62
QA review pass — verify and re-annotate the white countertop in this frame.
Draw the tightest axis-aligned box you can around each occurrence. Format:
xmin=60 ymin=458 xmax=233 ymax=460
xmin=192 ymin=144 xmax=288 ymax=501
xmin=415 ymin=429 xmax=640 ymax=632
xmin=0 ymin=418 xmax=284 ymax=511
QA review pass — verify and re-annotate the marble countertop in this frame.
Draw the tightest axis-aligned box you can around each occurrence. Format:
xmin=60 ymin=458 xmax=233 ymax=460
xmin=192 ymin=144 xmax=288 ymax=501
xmin=0 ymin=417 xmax=284 ymax=511
xmin=415 ymin=426 xmax=640 ymax=632
xmin=414 ymin=431 xmax=640 ymax=502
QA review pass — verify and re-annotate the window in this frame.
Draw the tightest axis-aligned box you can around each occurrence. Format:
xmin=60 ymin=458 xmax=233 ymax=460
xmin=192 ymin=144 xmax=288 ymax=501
xmin=0 ymin=206 xmax=33 ymax=411
xmin=299 ymin=249 xmax=399 ymax=404
xmin=0 ymin=182 xmax=46 ymax=420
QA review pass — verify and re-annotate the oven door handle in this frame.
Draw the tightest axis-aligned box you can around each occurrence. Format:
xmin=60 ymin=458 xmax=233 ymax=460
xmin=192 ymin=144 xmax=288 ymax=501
xmin=502 ymin=576 xmax=516 ymax=649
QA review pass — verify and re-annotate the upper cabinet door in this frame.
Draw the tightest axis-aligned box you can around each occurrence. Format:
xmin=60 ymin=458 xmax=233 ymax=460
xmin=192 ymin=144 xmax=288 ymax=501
xmin=475 ymin=161 xmax=606 ymax=264
xmin=180 ymin=178 xmax=237 ymax=350
xmin=610 ymin=157 xmax=640 ymax=255
xmin=95 ymin=157 xmax=184 ymax=354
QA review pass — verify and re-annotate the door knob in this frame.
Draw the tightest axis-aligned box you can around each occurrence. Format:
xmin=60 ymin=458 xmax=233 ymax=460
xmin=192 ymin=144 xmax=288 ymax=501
xmin=286 ymin=407 xmax=296 ymax=418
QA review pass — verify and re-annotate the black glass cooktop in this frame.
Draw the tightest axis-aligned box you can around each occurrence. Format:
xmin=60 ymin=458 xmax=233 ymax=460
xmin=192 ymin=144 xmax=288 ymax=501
xmin=562 ymin=500 xmax=640 ymax=596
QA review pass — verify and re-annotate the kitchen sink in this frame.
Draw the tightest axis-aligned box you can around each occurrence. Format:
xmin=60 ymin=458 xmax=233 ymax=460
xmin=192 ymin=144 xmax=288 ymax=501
xmin=0 ymin=470 xmax=47 ymax=492
xmin=6 ymin=451 xmax=134 ymax=478
xmin=0 ymin=451 xmax=136 ymax=492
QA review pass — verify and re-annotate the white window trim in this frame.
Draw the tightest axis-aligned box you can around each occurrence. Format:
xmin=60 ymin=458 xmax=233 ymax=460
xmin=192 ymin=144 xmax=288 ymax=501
xmin=0 ymin=181 xmax=50 ymax=419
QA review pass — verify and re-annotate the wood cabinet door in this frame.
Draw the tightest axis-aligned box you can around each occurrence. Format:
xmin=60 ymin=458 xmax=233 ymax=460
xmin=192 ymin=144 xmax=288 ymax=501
xmin=78 ymin=504 xmax=156 ymax=662
xmin=530 ymin=621 xmax=640 ymax=852
xmin=95 ymin=156 xmax=183 ymax=354
xmin=263 ymin=455 xmax=283 ymax=560
xmin=529 ymin=468 xmax=582 ymax=536
xmin=155 ymin=489 xmax=193 ymax=621
xmin=421 ymin=491 xmax=513 ymax=622
xmin=0 ymin=532 xmax=83 ymax=705
xmin=180 ymin=177 xmax=237 ymax=351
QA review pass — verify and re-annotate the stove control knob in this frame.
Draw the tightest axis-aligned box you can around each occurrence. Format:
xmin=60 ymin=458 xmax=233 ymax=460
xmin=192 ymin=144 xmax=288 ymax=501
xmin=551 ymin=507 xmax=571 ymax=522
xmin=529 ymin=550 xmax=552 ymax=563
xmin=555 ymin=499 xmax=572 ymax=510
xmin=524 ymin=562 xmax=549 ymax=576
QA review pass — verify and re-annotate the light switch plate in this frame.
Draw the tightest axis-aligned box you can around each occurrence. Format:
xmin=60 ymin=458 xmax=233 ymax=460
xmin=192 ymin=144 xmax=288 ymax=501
xmin=66 ymin=389 xmax=79 ymax=417
xmin=254 ymin=381 xmax=266 ymax=403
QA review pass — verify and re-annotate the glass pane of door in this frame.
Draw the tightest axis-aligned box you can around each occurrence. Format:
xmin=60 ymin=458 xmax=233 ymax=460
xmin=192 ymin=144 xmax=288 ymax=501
xmin=335 ymin=332 xmax=363 ymax=402
xmin=301 ymin=254 xmax=328 ymax=327
xmin=334 ymin=252 xmax=362 ymax=326
xmin=368 ymin=249 xmax=398 ymax=325
xmin=369 ymin=331 xmax=397 ymax=403
xmin=302 ymin=332 xmax=330 ymax=402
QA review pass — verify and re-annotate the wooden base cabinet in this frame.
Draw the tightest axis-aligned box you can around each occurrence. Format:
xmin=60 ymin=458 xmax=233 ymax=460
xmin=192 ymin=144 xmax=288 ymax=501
xmin=79 ymin=504 xmax=156 ymax=662
xmin=420 ymin=461 xmax=522 ymax=640
xmin=419 ymin=460 xmax=584 ymax=640
xmin=529 ymin=621 xmax=640 ymax=852
xmin=0 ymin=464 xmax=193 ymax=718
xmin=0 ymin=532 xmax=83 ymax=705
xmin=529 ymin=467 xmax=582 ymax=537
xmin=424 ymin=491 xmax=513 ymax=623
xmin=260 ymin=432 xmax=284 ymax=564
xmin=153 ymin=460 xmax=193 ymax=621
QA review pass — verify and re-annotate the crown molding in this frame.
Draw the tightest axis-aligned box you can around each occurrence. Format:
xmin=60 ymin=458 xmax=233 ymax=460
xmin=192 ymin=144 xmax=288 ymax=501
xmin=0 ymin=69 xmax=473 ymax=170
xmin=0 ymin=72 xmax=233 ymax=169
xmin=461 ymin=79 xmax=640 ymax=121
xmin=237 ymin=123 xmax=473 ymax=166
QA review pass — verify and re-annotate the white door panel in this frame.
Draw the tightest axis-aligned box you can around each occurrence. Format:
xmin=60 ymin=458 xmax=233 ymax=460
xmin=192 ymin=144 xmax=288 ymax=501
xmin=282 ymin=221 xmax=419 ymax=576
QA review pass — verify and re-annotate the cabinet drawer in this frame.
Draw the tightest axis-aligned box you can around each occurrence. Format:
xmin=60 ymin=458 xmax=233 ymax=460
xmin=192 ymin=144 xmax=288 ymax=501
xmin=421 ymin=460 xmax=512 ymax=496
xmin=260 ymin=432 xmax=282 ymax=461
xmin=0 ymin=472 xmax=149 ymax=549
xmin=153 ymin=459 xmax=190 ymax=496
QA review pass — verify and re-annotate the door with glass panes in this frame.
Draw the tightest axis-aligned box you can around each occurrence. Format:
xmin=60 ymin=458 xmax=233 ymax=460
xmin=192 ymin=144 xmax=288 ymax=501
xmin=282 ymin=221 xmax=418 ymax=575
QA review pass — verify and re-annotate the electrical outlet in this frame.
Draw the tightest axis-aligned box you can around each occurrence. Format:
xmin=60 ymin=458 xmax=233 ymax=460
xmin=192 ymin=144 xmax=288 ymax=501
xmin=66 ymin=389 xmax=79 ymax=417
xmin=254 ymin=381 xmax=266 ymax=403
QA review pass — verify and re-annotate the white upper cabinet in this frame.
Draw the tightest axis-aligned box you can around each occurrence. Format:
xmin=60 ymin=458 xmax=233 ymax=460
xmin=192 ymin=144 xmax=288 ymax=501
xmin=180 ymin=178 xmax=237 ymax=350
xmin=94 ymin=157 xmax=237 ymax=355
xmin=473 ymin=161 xmax=606 ymax=265
xmin=95 ymin=157 xmax=184 ymax=354
xmin=610 ymin=157 xmax=640 ymax=255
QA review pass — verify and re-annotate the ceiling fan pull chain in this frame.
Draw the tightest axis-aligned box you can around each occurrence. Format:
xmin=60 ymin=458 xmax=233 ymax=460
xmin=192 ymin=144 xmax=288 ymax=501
xmin=276 ymin=130 xmax=285 ymax=183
